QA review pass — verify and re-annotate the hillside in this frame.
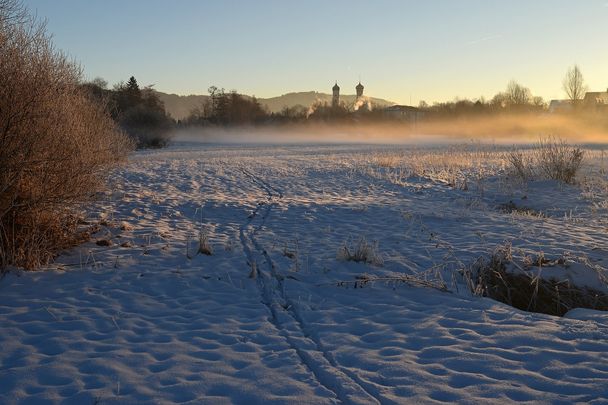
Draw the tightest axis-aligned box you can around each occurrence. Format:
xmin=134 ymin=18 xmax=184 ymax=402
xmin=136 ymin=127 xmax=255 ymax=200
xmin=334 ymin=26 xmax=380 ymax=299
xmin=156 ymin=91 xmax=395 ymax=120
xmin=155 ymin=93 xmax=210 ymax=122
xmin=259 ymin=91 xmax=395 ymax=115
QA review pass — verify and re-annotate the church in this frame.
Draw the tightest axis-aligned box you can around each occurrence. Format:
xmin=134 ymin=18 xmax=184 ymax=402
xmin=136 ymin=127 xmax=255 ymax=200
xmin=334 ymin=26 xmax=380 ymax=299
xmin=331 ymin=81 xmax=365 ymax=107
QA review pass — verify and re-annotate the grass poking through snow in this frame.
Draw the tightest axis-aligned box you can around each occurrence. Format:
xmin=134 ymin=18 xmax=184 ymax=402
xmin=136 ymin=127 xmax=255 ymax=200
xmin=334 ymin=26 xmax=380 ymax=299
xmin=337 ymin=236 xmax=384 ymax=266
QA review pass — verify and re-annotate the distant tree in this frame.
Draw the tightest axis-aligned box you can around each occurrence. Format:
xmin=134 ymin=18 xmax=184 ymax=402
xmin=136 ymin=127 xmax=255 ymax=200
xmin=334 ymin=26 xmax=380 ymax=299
xmin=562 ymin=65 xmax=587 ymax=106
xmin=277 ymin=105 xmax=307 ymax=122
xmin=491 ymin=92 xmax=508 ymax=110
xmin=82 ymin=77 xmax=110 ymax=102
xmin=126 ymin=76 xmax=139 ymax=92
xmin=120 ymin=84 xmax=173 ymax=147
xmin=505 ymin=80 xmax=531 ymax=108
xmin=184 ymin=101 xmax=207 ymax=126
xmin=90 ymin=77 xmax=108 ymax=90
xmin=197 ymin=86 xmax=268 ymax=125
xmin=473 ymin=98 xmax=486 ymax=113
xmin=206 ymin=86 xmax=228 ymax=123
xmin=424 ymin=97 xmax=491 ymax=118
xmin=107 ymin=78 xmax=173 ymax=147
xmin=308 ymin=100 xmax=350 ymax=122
xmin=125 ymin=76 xmax=142 ymax=106
xmin=532 ymin=96 xmax=547 ymax=110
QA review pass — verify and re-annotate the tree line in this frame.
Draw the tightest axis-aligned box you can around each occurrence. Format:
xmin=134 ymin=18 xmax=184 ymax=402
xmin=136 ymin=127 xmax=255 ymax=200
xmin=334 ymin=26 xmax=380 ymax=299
xmin=418 ymin=65 xmax=593 ymax=119
xmin=80 ymin=64 xmax=596 ymax=132
xmin=177 ymin=64 xmax=599 ymax=127
xmin=83 ymin=76 xmax=174 ymax=148
xmin=416 ymin=80 xmax=546 ymax=119
xmin=179 ymin=86 xmax=393 ymax=126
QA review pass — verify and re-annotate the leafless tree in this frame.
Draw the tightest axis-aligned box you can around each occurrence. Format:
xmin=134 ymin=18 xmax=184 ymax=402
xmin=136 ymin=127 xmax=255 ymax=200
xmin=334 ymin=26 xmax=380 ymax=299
xmin=562 ymin=65 xmax=587 ymax=105
xmin=505 ymin=80 xmax=531 ymax=107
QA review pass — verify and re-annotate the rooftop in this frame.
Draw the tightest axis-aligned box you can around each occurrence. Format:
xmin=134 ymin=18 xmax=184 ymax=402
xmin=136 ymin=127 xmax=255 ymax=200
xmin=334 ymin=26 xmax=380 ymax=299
xmin=584 ymin=90 xmax=608 ymax=104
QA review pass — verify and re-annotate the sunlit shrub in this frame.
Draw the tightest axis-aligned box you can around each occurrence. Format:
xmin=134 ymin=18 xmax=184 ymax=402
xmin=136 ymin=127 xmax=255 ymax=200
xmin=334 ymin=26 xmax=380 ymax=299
xmin=0 ymin=0 xmax=133 ymax=269
xmin=508 ymin=137 xmax=584 ymax=184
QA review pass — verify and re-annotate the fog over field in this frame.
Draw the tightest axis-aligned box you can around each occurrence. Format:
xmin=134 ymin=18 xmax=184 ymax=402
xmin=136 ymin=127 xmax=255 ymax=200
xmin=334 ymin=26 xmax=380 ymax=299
xmin=172 ymin=114 xmax=608 ymax=145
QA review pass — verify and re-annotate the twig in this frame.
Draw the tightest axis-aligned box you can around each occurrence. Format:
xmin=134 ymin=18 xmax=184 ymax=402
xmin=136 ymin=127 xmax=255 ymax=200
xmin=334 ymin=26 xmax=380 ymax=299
xmin=317 ymin=274 xmax=450 ymax=292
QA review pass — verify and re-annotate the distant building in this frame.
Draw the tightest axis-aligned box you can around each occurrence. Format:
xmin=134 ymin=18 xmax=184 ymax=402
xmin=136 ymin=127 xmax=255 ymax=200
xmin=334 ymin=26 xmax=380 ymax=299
xmin=383 ymin=105 xmax=423 ymax=121
xmin=332 ymin=82 xmax=340 ymax=107
xmin=583 ymin=88 xmax=608 ymax=111
xmin=356 ymin=81 xmax=364 ymax=99
xmin=548 ymin=99 xmax=573 ymax=114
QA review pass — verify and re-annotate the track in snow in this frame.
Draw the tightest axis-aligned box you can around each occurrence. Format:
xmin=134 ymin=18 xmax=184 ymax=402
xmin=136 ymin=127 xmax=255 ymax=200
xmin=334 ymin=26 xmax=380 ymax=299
xmin=238 ymin=167 xmax=390 ymax=405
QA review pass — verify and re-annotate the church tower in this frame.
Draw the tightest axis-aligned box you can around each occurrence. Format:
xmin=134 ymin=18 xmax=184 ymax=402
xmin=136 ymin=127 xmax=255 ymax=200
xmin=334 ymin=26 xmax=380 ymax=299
xmin=356 ymin=81 xmax=364 ymax=99
xmin=332 ymin=82 xmax=340 ymax=107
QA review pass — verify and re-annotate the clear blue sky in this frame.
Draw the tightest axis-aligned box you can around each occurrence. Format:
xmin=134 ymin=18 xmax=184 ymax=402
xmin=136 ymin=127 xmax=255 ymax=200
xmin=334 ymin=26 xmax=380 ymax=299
xmin=23 ymin=0 xmax=608 ymax=104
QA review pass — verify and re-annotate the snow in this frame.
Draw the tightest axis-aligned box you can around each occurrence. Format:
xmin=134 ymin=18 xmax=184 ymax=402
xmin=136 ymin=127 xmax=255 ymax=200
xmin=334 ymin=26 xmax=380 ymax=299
xmin=2 ymin=141 xmax=608 ymax=404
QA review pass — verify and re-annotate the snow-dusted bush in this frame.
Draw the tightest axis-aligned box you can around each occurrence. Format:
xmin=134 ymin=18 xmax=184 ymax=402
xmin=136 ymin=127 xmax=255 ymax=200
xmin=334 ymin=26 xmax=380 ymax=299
xmin=508 ymin=137 xmax=584 ymax=184
xmin=0 ymin=0 xmax=133 ymax=269
xmin=535 ymin=137 xmax=584 ymax=184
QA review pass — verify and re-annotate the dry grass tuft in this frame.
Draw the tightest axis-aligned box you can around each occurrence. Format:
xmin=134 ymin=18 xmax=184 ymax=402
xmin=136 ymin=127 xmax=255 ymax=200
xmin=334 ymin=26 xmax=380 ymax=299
xmin=337 ymin=237 xmax=384 ymax=266
xmin=197 ymin=230 xmax=213 ymax=256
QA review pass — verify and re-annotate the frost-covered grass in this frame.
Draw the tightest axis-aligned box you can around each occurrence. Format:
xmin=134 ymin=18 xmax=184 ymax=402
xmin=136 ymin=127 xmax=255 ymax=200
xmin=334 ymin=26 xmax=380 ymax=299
xmin=1 ymin=140 xmax=608 ymax=403
xmin=467 ymin=242 xmax=608 ymax=316
xmin=508 ymin=137 xmax=585 ymax=184
xmin=337 ymin=236 xmax=384 ymax=266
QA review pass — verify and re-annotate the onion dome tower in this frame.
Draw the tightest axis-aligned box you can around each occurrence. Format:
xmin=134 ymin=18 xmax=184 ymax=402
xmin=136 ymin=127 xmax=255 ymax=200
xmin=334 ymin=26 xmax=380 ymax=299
xmin=332 ymin=82 xmax=340 ymax=107
xmin=356 ymin=81 xmax=364 ymax=99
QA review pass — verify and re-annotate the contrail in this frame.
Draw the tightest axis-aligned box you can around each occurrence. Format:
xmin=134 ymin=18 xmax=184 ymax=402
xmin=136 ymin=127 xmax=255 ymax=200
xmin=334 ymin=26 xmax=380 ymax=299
xmin=467 ymin=34 xmax=502 ymax=45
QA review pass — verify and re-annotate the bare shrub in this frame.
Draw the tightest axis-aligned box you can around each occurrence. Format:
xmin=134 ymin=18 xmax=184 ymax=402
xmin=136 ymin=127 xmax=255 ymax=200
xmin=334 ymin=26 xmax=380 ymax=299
xmin=507 ymin=151 xmax=533 ymax=182
xmin=337 ymin=237 xmax=383 ymax=266
xmin=508 ymin=137 xmax=584 ymax=184
xmin=535 ymin=137 xmax=584 ymax=184
xmin=0 ymin=0 xmax=133 ymax=270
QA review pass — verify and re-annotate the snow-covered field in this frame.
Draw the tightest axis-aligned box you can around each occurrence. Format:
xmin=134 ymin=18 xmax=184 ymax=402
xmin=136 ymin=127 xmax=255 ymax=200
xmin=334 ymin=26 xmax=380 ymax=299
xmin=2 ymin=141 xmax=608 ymax=404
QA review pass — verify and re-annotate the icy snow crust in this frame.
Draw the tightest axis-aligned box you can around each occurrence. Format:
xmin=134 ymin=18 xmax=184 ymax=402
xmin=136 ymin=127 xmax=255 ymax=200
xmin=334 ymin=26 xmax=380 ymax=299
xmin=2 ymin=142 xmax=608 ymax=404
